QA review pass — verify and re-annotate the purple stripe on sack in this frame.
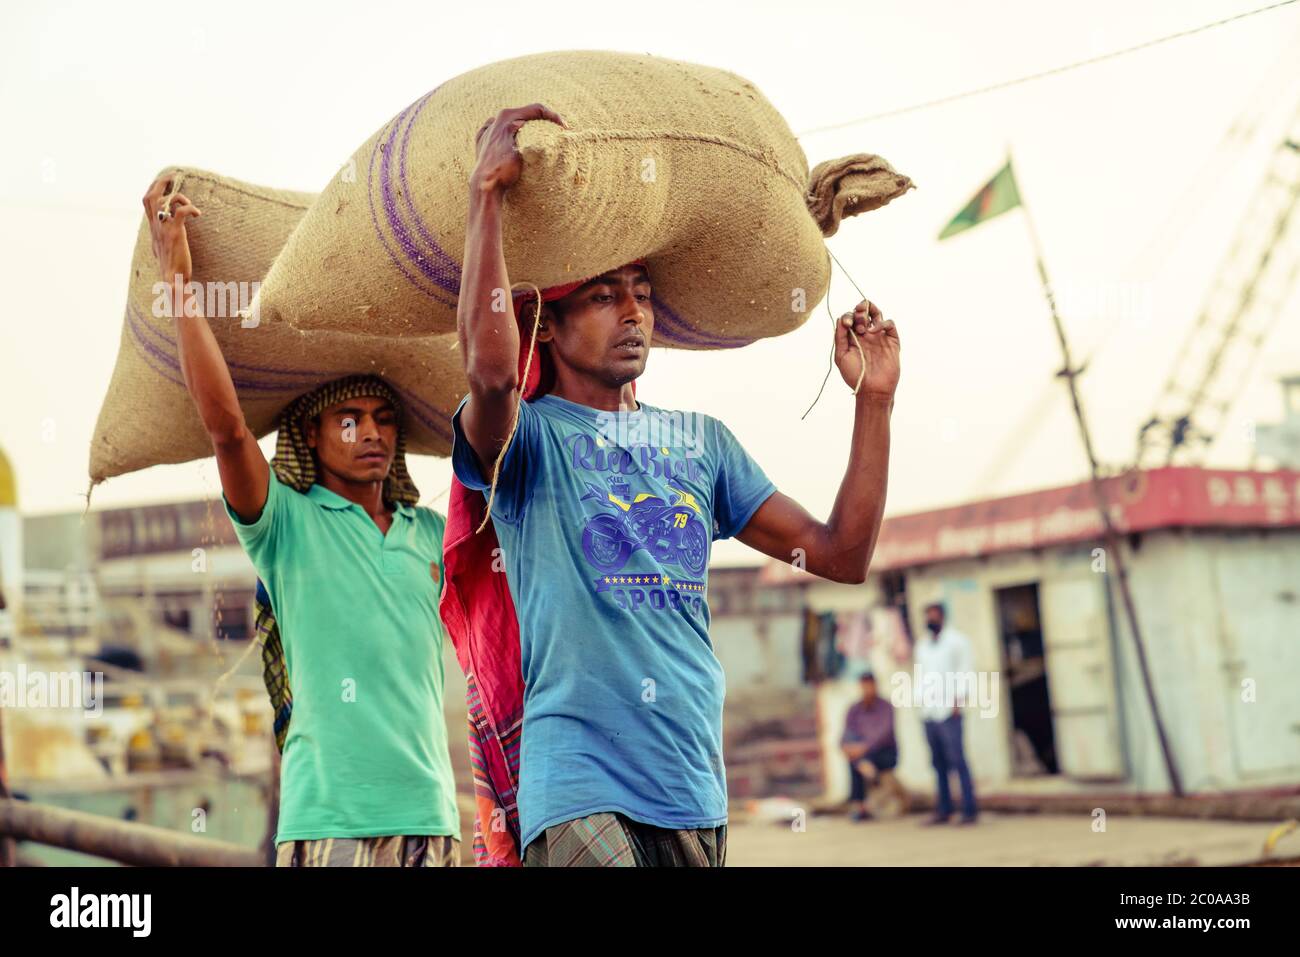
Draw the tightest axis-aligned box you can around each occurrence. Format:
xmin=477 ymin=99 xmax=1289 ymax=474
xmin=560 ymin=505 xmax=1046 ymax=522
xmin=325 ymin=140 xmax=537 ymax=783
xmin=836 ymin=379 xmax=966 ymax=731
xmin=367 ymin=111 xmax=456 ymax=306
xmin=390 ymin=386 xmax=454 ymax=444
xmin=650 ymin=294 xmax=757 ymax=349
xmin=133 ymin=307 xmax=337 ymax=379
xmin=125 ymin=307 xmax=453 ymax=443
xmin=379 ymin=103 xmax=439 ymax=283
xmin=126 ymin=311 xmax=194 ymax=388
xmin=398 ymin=92 xmax=462 ymax=291
xmin=135 ymin=312 xmax=454 ymax=443
xmin=126 ymin=307 xmax=186 ymax=380
xmin=372 ymin=96 xmax=460 ymax=304
xmin=130 ymin=308 xmax=323 ymax=392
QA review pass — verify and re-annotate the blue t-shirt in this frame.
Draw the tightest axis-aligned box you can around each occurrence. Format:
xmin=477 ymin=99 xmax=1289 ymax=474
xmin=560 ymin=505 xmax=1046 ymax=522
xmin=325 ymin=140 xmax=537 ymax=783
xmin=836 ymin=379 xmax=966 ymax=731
xmin=450 ymin=393 xmax=776 ymax=850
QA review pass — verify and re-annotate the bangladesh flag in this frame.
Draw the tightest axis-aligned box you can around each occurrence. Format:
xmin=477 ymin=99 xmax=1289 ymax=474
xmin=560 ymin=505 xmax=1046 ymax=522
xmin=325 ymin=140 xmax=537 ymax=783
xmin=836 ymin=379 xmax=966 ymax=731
xmin=938 ymin=160 xmax=1021 ymax=240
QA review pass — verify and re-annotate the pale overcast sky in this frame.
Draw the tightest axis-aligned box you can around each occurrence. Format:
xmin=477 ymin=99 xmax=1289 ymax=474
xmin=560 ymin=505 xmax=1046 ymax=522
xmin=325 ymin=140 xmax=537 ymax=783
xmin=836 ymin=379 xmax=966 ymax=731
xmin=2 ymin=0 xmax=1298 ymax=563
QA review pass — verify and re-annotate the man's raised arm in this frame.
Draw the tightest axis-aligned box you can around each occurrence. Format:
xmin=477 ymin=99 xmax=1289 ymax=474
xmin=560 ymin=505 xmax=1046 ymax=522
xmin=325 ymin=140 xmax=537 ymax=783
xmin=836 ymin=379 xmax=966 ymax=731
xmin=737 ymin=301 xmax=900 ymax=584
xmin=456 ymin=104 xmax=568 ymax=474
xmin=142 ymin=176 xmax=268 ymax=522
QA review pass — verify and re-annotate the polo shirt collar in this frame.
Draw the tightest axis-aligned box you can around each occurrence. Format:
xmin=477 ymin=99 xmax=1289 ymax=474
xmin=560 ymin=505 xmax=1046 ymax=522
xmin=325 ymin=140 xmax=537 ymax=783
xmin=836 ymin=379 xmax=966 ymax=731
xmin=306 ymin=484 xmax=416 ymax=520
xmin=305 ymin=484 xmax=351 ymax=510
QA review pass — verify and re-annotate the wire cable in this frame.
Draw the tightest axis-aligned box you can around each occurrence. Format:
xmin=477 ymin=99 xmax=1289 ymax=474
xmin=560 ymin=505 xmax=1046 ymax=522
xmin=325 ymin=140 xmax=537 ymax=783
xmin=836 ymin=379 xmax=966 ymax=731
xmin=796 ymin=0 xmax=1298 ymax=136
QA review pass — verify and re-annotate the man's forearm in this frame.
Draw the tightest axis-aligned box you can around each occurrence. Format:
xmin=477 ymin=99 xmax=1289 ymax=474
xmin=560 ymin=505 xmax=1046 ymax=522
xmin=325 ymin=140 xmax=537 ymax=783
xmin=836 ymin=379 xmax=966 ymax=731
xmin=170 ymin=280 xmax=247 ymax=445
xmin=822 ymin=392 xmax=893 ymax=582
xmin=457 ymin=187 xmax=519 ymax=394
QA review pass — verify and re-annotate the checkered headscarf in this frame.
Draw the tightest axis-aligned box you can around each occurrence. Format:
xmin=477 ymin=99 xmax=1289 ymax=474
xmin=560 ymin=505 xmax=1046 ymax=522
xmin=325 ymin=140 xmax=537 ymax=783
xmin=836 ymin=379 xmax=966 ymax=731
xmin=270 ymin=374 xmax=420 ymax=505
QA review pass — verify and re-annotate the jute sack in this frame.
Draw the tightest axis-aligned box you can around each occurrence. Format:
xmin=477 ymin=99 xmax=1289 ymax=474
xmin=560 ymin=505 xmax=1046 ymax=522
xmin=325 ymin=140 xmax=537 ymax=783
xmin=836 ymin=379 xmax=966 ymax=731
xmin=89 ymin=167 xmax=464 ymax=484
xmin=252 ymin=49 xmax=913 ymax=346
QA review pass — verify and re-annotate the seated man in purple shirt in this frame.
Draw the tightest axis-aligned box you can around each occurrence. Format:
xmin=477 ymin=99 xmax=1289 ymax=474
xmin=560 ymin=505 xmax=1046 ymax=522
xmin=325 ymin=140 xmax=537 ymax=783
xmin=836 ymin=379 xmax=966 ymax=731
xmin=840 ymin=672 xmax=897 ymax=821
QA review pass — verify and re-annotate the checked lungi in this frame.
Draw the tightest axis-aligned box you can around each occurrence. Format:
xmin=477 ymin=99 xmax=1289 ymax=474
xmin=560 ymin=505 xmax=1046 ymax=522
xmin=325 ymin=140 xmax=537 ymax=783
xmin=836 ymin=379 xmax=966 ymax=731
xmin=523 ymin=812 xmax=726 ymax=867
xmin=275 ymin=835 xmax=461 ymax=867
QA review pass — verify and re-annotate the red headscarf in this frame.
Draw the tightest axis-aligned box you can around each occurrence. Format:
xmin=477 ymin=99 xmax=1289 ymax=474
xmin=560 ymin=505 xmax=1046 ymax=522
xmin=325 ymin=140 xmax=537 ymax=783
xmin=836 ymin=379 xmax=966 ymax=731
xmin=438 ymin=262 xmax=643 ymax=866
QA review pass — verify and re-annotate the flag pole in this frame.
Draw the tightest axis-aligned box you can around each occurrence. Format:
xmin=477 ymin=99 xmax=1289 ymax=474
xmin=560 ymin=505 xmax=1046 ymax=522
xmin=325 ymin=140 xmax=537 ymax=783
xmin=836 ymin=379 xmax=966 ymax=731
xmin=1013 ymin=157 xmax=1184 ymax=797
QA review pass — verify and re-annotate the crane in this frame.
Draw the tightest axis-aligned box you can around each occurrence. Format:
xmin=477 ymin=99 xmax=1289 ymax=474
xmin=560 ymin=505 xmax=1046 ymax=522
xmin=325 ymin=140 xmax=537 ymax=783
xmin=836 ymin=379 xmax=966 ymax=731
xmin=1135 ymin=97 xmax=1300 ymax=468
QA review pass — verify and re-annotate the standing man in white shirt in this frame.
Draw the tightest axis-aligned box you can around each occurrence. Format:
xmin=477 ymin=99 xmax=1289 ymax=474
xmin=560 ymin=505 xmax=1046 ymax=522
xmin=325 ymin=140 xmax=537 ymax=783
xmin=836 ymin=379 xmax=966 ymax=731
xmin=914 ymin=602 xmax=979 ymax=825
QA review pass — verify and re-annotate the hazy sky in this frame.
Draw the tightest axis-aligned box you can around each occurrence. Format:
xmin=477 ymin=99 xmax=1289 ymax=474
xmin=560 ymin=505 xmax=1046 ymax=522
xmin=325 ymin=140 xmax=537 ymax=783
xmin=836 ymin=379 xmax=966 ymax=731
xmin=2 ymin=0 xmax=1298 ymax=564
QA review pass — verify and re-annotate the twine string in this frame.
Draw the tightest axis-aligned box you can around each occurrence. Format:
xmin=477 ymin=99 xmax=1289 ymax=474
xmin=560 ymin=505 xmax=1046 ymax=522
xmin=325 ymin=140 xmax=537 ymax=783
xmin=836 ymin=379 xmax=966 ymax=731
xmin=802 ymin=249 xmax=869 ymax=420
xmin=158 ymin=172 xmax=185 ymax=219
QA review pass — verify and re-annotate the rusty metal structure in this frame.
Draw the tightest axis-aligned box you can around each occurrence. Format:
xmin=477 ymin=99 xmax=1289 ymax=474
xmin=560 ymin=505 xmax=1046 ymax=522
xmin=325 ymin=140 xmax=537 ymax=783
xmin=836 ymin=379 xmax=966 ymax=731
xmin=1136 ymin=99 xmax=1300 ymax=467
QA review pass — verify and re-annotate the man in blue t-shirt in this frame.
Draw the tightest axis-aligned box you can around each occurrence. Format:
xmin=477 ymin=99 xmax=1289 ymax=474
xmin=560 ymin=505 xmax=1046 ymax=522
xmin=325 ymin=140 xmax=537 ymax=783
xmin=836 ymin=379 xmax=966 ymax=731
xmin=453 ymin=104 xmax=901 ymax=867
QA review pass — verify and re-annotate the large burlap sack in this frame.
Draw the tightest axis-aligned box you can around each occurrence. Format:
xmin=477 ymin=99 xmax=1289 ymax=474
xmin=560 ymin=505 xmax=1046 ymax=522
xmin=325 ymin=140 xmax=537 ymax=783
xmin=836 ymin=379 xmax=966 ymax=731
xmin=251 ymin=49 xmax=912 ymax=345
xmin=89 ymin=167 xmax=463 ymax=484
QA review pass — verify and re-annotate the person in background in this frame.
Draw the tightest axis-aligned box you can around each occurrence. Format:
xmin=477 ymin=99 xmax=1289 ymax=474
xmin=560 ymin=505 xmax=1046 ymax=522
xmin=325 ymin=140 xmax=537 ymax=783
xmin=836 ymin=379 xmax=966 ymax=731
xmin=915 ymin=601 xmax=978 ymax=825
xmin=840 ymin=671 xmax=897 ymax=821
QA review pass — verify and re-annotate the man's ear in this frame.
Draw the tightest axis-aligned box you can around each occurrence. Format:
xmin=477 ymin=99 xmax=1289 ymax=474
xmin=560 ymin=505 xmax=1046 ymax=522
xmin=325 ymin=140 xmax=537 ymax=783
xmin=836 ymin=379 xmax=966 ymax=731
xmin=534 ymin=303 xmax=560 ymax=344
xmin=304 ymin=415 xmax=319 ymax=450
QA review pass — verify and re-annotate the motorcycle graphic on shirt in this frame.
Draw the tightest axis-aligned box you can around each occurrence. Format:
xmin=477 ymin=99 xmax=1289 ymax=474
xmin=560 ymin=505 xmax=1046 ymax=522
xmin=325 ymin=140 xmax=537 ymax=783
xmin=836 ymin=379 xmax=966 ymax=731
xmin=579 ymin=476 xmax=709 ymax=576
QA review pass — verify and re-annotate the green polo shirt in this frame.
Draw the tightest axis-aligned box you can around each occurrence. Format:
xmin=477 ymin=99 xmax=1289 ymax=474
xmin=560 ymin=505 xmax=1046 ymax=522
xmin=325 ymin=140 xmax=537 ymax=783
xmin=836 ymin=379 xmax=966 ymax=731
xmin=225 ymin=474 xmax=460 ymax=843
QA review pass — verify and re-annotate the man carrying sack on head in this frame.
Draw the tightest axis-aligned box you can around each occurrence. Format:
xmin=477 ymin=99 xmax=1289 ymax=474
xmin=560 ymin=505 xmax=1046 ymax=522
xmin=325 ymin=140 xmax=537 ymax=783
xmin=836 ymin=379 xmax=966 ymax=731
xmin=441 ymin=105 xmax=901 ymax=867
xmin=141 ymin=176 xmax=460 ymax=867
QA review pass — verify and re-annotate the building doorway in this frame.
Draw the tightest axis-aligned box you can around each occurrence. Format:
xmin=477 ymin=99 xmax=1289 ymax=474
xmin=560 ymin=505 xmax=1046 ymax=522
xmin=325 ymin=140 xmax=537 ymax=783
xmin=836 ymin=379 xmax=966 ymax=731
xmin=994 ymin=584 xmax=1059 ymax=776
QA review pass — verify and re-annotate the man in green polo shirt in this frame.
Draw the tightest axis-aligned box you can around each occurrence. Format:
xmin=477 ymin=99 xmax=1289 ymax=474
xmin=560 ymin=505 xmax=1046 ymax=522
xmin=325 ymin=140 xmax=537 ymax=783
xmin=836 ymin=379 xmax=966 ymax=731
xmin=142 ymin=176 xmax=460 ymax=866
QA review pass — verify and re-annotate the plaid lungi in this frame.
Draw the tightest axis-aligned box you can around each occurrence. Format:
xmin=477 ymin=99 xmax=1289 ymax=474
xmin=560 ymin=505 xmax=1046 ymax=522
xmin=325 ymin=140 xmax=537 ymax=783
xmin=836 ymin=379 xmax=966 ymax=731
xmin=523 ymin=812 xmax=726 ymax=868
xmin=275 ymin=835 xmax=461 ymax=867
